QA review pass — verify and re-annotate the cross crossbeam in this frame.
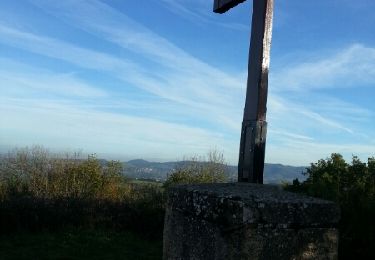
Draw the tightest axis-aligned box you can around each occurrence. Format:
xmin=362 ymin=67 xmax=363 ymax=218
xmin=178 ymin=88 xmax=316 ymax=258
xmin=213 ymin=0 xmax=274 ymax=183
xmin=213 ymin=0 xmax=247 ymax=13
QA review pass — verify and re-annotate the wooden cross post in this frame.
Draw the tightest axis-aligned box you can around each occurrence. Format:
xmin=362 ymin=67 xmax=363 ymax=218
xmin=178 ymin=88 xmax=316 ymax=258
xmin=213 ymin=0 xmax=274 ymax=183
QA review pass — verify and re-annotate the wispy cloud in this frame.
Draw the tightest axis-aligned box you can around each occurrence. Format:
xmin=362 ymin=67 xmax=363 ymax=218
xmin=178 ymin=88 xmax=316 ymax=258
xmin=0 ymin=58 xmax=107 ymax=98
xmin=267 ymin=94 xmax=356 ymax=135
xmin=1 ymin=1 xmax=246 ymax=129
xmin=271 ymin=44 xmax=375 ymax=91
xmin=268 ymin=130 xmax=314 ymax=141
xmin=30 ymin=0 xmax=245 ymax=87
xmin=298 ymin=109 xmax=353 ymax=134
xmin=0 ymin=24 xmax=145 ymax=78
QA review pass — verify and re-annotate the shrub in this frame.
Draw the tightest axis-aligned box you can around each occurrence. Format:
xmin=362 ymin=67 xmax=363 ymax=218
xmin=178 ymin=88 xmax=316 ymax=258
xmin=164 ymin=150 xmax=228 ymax=188
xmin=0 ymin=147 xmax=127 ymax=200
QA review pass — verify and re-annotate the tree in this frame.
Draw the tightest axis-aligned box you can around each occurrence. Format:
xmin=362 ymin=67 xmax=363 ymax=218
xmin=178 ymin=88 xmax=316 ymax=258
xmin=101 ymin=160 xmax=126 ymax=200
xmin=285 ymin=153 xmax=375 ymax=259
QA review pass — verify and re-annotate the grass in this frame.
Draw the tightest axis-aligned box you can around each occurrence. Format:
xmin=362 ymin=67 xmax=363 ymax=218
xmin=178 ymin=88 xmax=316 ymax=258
xmin=0 ymin=229 xmax=162 ymax=260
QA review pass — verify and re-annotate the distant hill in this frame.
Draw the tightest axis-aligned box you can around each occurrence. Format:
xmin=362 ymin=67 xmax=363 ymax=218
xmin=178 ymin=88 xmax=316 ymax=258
xmin=123 ymin=159 xmax=307 ymax=184
xmin=264 ymin=164 xmax=307 ymax=183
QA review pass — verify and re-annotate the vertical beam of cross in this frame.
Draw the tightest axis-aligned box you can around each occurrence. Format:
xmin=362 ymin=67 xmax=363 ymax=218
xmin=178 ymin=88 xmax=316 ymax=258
xmin=214 ymin=0 xmax=274 ymax=183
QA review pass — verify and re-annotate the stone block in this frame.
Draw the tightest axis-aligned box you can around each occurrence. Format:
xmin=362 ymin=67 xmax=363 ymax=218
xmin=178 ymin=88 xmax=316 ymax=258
xmin=163 ymin=183 xmax=339 ymax=260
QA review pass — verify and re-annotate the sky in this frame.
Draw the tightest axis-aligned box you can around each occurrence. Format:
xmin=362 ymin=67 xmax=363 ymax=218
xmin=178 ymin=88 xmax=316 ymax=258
xmin=0 ymin=0 xmax=374 ymax=166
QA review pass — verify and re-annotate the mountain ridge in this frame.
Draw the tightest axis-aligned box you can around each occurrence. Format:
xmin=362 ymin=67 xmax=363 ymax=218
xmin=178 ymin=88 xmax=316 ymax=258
xmin=123 ymin=159 xmax=307 ymax=184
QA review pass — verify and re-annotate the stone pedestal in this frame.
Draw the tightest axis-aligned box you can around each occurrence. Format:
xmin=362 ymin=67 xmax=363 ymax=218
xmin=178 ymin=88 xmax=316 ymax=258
xmin=163 ymin=183 xmax=340 ymax=260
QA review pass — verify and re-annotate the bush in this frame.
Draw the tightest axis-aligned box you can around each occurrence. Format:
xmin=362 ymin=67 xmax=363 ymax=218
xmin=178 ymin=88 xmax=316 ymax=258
xmin=0 ymin=146 xmax=126 ymax=200
xmin=164 ymin=150 xmax=228 ymax=188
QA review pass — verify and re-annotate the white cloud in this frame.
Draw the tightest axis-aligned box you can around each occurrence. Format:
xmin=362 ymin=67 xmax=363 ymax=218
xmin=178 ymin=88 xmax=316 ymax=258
xmin=268 ymin=130 xmax=314 ymax=141
xmin=271 ymin=44 xmax=375 ymax=91
xmin=0 ymin=59 xmax=107 ymax=98
xmin=0 ymin=24 xmax=147 ymax=80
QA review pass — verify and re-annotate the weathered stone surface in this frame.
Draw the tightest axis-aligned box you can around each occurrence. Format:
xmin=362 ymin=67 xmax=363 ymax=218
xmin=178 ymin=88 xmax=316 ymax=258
xmin=163 ymin=183 xmax=339 ymax=260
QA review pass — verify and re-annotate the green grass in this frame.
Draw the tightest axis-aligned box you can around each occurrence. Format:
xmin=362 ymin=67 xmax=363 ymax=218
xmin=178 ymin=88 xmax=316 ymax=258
xmin=0 ymin=229 xmax=162 ymax=260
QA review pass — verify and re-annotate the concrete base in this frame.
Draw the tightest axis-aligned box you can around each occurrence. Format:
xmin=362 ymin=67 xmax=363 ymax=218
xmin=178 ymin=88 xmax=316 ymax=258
xmin=163 ymin=183 xmax=339 ymax=260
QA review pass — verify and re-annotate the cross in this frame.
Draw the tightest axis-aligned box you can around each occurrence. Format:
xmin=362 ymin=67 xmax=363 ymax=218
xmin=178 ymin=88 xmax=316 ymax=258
xmin=213 ymin=0 xmax=274 ymax=183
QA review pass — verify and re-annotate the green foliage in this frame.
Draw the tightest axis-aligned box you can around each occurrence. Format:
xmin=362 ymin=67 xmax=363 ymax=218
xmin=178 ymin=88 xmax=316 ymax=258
xmin=0 ymin=146 xmax=127 ymax=200
xmin=0 ymin=146 xmax=165 ymax=239
xmin=164 ymin=150 xmax=228 ymax=188
xmin=285 ymin=153 xmax=375 ymax=259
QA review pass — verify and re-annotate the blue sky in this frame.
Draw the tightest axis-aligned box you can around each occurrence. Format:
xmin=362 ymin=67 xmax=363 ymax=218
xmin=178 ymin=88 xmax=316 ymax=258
xmin=0 ymin=0 xmax=374 ymax=166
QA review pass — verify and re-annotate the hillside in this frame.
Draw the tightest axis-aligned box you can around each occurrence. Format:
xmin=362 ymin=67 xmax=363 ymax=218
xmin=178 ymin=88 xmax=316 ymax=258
xmin=123 ymin=159 xmax=306 ymax=184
